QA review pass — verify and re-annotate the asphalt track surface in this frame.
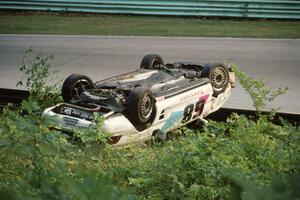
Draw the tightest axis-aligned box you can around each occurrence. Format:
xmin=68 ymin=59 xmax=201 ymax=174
xmin=0 ymin=35 xmax=299 ymax=113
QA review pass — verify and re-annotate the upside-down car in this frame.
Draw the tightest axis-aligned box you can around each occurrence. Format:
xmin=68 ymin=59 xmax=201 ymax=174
xmin=43 ymin=54 xmax=235 ymax=145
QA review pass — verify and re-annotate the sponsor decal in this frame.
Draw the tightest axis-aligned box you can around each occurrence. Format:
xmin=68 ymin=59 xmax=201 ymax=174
xmin=180 ymin=90 xmax=204 ymax=102
xmin=156 ymin=96 xmax=165 ymax=102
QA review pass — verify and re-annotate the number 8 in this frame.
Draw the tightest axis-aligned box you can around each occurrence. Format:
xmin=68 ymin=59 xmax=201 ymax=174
xmin=182 ymin=104 xmax=194 ymax=123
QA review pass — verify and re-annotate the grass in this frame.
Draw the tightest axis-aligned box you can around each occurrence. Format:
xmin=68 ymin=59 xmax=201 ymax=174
xmin=1 ymin=12 xmax=300 ymax=38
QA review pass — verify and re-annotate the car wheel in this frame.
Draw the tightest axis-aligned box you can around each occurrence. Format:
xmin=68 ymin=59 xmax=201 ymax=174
xmin=125 ymin=87 xmax=156 ymax=131
xmin=61 ymin=74 xmax=94 ymax=102
xmin=201 ymin=63 xmax=229 ymax=95
xmin=140 ymin=54 xmax=164 ymax=69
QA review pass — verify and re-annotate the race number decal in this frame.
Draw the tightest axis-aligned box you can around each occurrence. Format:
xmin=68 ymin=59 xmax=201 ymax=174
xmin=193 ymin=94 xmax=209 ymax=119
xmin=181 ymin=94 xmax=209 ymax=123
xmin=182 ymin=104 xmax=194 ymax=123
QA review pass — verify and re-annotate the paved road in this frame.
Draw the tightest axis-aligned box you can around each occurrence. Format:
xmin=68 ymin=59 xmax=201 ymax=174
xmin=0 ymin=35 xmax=299 ymax=113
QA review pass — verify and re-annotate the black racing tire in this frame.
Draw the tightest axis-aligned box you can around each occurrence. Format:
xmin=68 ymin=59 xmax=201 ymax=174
xmin=124 ymin=87 xmax=156 ymax=131
xmin=61 ymin=74 xmax=94 ymax=102
xmin=140 ymin=54 xmax=164 ymax=70
xmin=201 ymin=63 xmax=229 ymax=95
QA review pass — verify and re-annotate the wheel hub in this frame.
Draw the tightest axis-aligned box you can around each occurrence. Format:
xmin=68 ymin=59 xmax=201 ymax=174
xmin=151 ymin=59 xmax=161 ymax=69
xmin=72 ymin=80 xmax=91 ymax=97
xmin=140 ymin=94 xmax=153 ymax=119
xmin=211 ymin=67 xmax=227 ymax=89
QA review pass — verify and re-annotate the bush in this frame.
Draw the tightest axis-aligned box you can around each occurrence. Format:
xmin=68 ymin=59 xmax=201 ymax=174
xmin=17 ymin=48 xmax=62 ymax=108
xmin=0 ymin=50 xmax=136 ymax=199
xmin=96 ymin=114 xmax=299 ymax=199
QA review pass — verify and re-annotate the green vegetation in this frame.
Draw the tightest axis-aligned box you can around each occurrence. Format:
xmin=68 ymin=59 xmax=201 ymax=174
xmin=233 ymin=65 xmax=288 ymax=115
xmin=1 ymin=12 xmax=300 ymax=38
xmin=16 ymin=48 xmax=62 ymax=107
xmin=0 ymin=51 xmax=299 ymax=199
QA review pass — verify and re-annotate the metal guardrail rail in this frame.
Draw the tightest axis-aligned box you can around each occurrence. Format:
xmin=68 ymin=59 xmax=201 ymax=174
xmin=207 ymin=107 xmax=300 ymax=126
xmin=0 ymin=88 xmax=29 ymax=108
xmin=0 ymin=0 xmax=300 ymax=19
xmin=0 ymin=88 xmax=299 ymax=126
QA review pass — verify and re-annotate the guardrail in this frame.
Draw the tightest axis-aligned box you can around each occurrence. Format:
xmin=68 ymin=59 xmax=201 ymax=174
xmin=0 ymin=88 xmax=29 ymax=108
xmin=1 ymin=88 xmax=299 ymax=125
xmin=0 ymin=0 xmax=300 ymax=19
xmin=207 ymin=107 xmax=300 ymax=126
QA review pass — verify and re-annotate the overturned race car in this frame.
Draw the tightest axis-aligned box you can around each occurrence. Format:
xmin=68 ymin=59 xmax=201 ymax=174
xmin=43 ymin=54 xmax=235 ymax=145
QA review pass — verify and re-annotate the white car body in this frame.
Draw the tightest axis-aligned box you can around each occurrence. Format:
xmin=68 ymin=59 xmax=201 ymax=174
xmin=43 ymin=60 xmax=235 ymax=146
